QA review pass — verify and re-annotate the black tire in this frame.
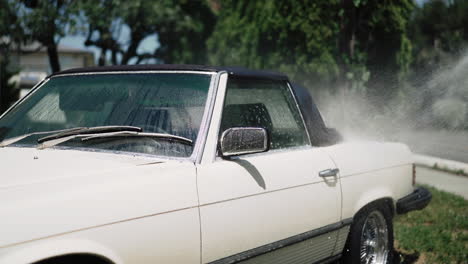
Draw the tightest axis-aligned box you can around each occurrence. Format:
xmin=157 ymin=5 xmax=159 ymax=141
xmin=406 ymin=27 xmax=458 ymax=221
xmin=342 ymin=202 xmax=394 ymax=264
xmin=34 ymin=255 xmax=111 ymax=264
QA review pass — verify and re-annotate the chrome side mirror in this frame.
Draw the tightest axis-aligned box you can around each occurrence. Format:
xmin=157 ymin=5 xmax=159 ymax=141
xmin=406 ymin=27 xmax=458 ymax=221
xmin=219 ymin=127 xmax=269 ymax=158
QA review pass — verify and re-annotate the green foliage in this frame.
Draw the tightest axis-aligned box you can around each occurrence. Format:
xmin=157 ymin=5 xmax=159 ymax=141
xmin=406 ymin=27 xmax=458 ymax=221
xmin=79 ymin=0 xmax=215 ymax=65
xmin=0 ymin=0 xmax=24 ymax=43
xmin=339 ymin=0 xmax=415 ymax=99
xmin=394 ymin=185 xmax=468 ymax=263
xmin=0 ymin=0 xmax=23 ymax=112
xmin=406 ymin=0 xmax=468 ymax=129
xmin=208 ymin=0 xmax=414 ymax=98
xmin=1 ymin=0 xmax=465 ymax=123
xmin=208 ymin=0 xmax=341 ymax=89
xmin=156 ymin=0 xmax=216 ymax=64
xmin=410 ymin=0 xmax=468 ymax=69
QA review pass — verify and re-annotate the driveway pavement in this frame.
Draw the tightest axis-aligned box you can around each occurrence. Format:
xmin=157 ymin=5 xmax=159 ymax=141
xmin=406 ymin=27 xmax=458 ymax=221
xmin=392 ymin=129 xmax=468 ymax=163
xmin=416 ymin=166 xmax=468 ymax=199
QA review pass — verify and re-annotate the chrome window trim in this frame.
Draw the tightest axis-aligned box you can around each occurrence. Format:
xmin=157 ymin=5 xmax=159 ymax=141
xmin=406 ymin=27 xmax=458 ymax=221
xmin=286 ymin=81 xmax=313 ymax=146
xmin=51 ymin=70 xmax=215 ymax=78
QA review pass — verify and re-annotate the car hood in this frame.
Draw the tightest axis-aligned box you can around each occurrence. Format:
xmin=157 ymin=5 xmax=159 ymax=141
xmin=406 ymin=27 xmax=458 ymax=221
xmin=0 ymin=147 xmax=198 ymax=248
xmin=0 ymin=147 xmax=166 ymax=189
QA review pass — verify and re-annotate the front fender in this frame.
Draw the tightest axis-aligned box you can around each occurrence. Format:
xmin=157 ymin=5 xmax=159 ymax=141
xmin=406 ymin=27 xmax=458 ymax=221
xmin=0 ymin=238 xmax=122 ymax=264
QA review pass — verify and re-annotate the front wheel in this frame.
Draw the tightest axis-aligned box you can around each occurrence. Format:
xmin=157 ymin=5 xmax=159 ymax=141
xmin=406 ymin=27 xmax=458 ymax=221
xmin=343 ymin=203 xmax=394 ymax=264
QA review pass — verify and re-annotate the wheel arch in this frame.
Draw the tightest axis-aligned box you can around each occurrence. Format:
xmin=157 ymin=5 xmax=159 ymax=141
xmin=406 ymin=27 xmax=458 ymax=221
xmin=33 ymin=253 xmax=114 ymax=264
xmin=0 ymin=239 xmax=122 ymax=264
xmin=354 ymin=197 xmax=395 ymax=219
xmin=342 ymin=197 xmax=396 ymax=262
xmin=352 ymin=186 xmax=396 ymax=218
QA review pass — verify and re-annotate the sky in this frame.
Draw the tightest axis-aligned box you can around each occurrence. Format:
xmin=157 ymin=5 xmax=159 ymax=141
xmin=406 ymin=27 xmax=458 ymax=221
xmin=60 ymin=27 xmax=158 ymax=65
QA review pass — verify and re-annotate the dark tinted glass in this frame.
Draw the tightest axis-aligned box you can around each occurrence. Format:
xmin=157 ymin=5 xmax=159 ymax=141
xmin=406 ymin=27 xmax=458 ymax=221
xmin=220 ymin=78 xmax=309 ymax=150
xmin=0 ymin=73 xmax=212 ymax=157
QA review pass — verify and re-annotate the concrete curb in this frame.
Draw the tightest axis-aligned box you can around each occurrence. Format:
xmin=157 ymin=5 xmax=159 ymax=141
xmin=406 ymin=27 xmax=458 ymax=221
xmin=414 ymin=154 xmax=468 ymax=175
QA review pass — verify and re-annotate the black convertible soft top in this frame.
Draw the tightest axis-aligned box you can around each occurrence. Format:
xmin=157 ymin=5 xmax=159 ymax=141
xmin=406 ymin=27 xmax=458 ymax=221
xmin=291 ymin=83 xmax=342 ymax=146
xmin=53 ymin=64 xmax=288 ymax=81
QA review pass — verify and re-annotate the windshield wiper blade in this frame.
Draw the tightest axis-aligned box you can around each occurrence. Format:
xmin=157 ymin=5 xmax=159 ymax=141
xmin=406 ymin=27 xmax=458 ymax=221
xmin=37 ymin=126 xmax=142 ymax=144
xmin=82 ymin=132 xmax=193 ymax=145
xmin=0 ymin=127 xmax=85 ymax=148
xmin=37 ymin=131 xmax=193 ymax=150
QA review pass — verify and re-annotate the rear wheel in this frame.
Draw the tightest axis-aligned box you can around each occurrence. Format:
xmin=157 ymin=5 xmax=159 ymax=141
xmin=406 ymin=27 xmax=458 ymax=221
xmin=343 ymin=203 xmax=394 ymax=264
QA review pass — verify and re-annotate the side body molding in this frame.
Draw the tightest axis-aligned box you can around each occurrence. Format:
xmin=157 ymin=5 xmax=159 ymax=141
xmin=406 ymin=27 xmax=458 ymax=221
xmin=208 ymin=219 xmax=353 ymax=264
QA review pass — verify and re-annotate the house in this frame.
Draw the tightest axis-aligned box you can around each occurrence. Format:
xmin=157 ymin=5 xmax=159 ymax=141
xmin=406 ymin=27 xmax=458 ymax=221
xmin=10 ymin=43 xmax=95 ymax=98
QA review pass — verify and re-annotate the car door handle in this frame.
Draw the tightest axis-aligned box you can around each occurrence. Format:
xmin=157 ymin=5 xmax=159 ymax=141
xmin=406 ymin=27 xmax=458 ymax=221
xmin=319 ymin=168 xmax=339 ymax=177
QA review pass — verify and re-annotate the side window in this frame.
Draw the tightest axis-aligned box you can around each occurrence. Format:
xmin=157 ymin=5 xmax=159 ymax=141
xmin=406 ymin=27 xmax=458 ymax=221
xmin=220 ymin=78 xmax=310 ymax=150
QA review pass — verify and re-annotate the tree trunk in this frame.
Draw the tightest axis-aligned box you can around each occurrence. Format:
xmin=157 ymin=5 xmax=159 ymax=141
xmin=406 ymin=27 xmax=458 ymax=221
xmin=120 ymin=35 xmax=142 ymax=65
xmin=111 ymin=50 xmax=118 ymax=65
xmin=47 ymin=43 xmax=61 ymax=73
xmin=98 ymin=48 xmax=107 ymax=66
xmin=0 ymin=61 xmax=4 ymax=113
xmin=0 ymin=56 xmax=15 ymax=114
xmin=0 ymin=50 xmax=10 ymax=114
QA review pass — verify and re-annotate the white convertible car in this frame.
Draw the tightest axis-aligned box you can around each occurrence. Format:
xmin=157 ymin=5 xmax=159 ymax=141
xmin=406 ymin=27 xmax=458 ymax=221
xmin=0 ymin=65 xmax=431 ymax=264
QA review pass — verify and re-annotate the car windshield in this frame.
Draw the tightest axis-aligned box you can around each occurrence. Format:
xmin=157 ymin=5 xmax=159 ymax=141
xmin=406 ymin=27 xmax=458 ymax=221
xmin=0 ymin=72 xmax=213 ymax=157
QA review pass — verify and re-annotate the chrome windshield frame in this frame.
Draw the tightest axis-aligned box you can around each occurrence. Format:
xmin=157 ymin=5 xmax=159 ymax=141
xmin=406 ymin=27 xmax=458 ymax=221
xmin=0 ymin=77 xmax=50 ymax=120
xmin=0 ymin=70 xmax=221 ymax=162
xmin=192 ymin=71 xmax=224 ymax=164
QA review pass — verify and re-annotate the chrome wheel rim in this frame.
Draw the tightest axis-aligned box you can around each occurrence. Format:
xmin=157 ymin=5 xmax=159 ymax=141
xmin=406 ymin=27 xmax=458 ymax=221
xmin=360 ymin=211 xmax=389 ymax=264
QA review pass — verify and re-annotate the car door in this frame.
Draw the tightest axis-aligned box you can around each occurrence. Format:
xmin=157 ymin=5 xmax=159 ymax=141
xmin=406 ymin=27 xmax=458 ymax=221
xmin=197 ymin=76 xmax=343 ymax=263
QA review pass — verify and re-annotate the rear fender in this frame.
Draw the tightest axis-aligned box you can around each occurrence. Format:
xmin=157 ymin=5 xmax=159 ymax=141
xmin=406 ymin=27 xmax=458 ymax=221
xmin=354 ymin=188 xmax=395 ymax=217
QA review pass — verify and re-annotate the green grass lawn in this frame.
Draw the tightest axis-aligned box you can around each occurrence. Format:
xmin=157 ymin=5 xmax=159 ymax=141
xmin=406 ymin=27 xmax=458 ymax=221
xmin=394 ymin=185 xmax=468 ymax=263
